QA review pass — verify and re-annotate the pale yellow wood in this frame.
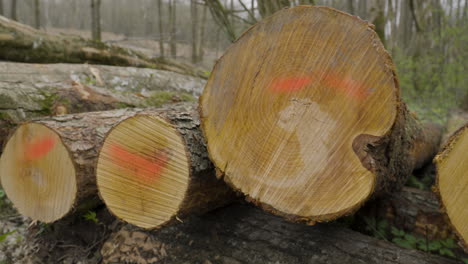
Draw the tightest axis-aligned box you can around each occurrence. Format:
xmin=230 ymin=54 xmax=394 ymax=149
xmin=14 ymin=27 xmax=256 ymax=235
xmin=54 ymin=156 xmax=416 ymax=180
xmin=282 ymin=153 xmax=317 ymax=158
xmin=201 ymin=6 xmax=398 ymax=218
xmin=436 ymin=125 xmax=468 ymax=245
xmin=97 ymin=115 xmax=190 ymax=229
xmin=0 ymin=123 xmax=76 ymax=222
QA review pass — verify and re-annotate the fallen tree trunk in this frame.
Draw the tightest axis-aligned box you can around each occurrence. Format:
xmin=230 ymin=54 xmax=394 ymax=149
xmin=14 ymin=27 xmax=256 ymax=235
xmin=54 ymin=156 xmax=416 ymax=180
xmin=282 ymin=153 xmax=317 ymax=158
xmin=0 ymin=104 xmax=233 ymax=224
xmin=0 ymin=62 xmax=204 ymax=153
xmin=101 ymin=203 xmax=458 ymax=264
xmin=0 ymin=16 xmax=208 ymax=79
xmin=435 ymin=124 xmax=468 ymax=250
xmin=96 ymin=104 xmax=235 ymax=229
xmin=357 ymin=187 xmax=456 ymax=241
xmin=200 ymin=6 xmax=442 ymax=223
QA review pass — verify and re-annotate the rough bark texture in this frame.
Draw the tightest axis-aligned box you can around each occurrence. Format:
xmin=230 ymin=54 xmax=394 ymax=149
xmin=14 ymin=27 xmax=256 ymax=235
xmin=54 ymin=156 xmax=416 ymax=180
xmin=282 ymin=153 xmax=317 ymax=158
xmin=0 ymin=62 xmax=205 ymax=153
xmin=155 ymin=104 xmax=236 ymax=223
xmin=358 ymin=187 xmax=455 ymax=241
xmin=0 ymin=16 xmax=208 ymax=79
xmin=96 ymin=103 xmax=236 ymax=228
xmin=101 ymin=203 xmax=457 ymax=264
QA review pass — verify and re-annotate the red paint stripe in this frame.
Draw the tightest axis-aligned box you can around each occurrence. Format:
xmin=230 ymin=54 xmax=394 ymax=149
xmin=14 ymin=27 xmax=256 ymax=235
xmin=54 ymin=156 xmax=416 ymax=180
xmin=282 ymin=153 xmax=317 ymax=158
xmin=23 ymin=136 xmax=56 ymax=161
xmin=270 ymin=76 xmax=313 ymax=93
xmin=109 ymin=144 xmax=169 ymax=184
xmin=269 ymin=71 xmax=371 ymax=101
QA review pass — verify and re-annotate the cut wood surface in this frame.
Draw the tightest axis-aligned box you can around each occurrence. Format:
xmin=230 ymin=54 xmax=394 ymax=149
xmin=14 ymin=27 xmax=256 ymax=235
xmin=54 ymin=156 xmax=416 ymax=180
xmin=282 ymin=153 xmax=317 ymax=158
xmin=101 ymin=203 xmax=458 ymax=264
xmin=435 ymin=124 xmax=468 ymax=249
xmin=0 ymin=62 xmax=205 ymax=153
xmin=0 ymin=109 xmax=138 ymax=222
xmin=96 ymin=104 xmax=234 ymax=229
xmin=200 ymin=6 xmax=442 ymax=223
xmin=0 ymin=16 xmax=207 ymax=78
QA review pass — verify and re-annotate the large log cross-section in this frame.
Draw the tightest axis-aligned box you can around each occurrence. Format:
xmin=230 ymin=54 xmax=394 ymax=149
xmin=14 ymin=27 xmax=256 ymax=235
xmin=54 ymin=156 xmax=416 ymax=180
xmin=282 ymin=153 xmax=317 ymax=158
xmin=200 ymin=6 xmax=441 ymax=223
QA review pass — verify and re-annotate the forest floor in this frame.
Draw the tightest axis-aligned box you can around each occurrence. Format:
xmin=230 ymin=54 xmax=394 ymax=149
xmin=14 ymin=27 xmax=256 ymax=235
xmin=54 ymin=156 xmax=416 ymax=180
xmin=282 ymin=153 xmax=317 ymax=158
xmin=1 ymin=162 xmax=468 ymax=263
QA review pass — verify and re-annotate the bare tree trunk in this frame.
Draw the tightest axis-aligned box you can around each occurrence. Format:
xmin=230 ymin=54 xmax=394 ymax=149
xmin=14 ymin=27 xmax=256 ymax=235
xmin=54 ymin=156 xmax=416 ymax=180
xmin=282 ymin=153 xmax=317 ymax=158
xmin=191 ymin=0 xmax=199 ymax=63
xmin=91 ymin=0 xmax=101 ymax=41
xmin=157 ymin=0 xmax=165 ymax=57
xmin=257 ymin=0 xmax=290 ymax=18
xmin=169 ymin=0 xmax=177 ymax=58
xmin=0 ymin=0 xmax=3 ymax=16
xmin=357 ymin=0 xmax=367 ymax=18
xmin=399 ymin=0 xmax=412 ymax=50
xmin=11 ymin=0 xmax=17 ymax=21
xmin=197 ymin=3 xmax=208 ymax=63
xmin=347 ymin=0 xmax=354 ymax=14
xmin=34 ymin=0 xmax=40 ymax=29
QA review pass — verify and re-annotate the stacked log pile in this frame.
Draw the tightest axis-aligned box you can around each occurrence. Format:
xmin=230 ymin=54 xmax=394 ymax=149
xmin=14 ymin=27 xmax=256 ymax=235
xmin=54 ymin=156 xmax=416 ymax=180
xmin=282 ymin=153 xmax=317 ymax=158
xmin=0 ymin=5 xmax=466 ymax=264
xmin=0 ymin=62 xmax=205 ymax=154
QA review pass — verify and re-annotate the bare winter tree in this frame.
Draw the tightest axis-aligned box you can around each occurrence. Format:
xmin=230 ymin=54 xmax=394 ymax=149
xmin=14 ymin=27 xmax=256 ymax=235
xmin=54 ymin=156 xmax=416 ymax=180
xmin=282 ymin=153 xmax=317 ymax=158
xmin=91 ymin=0 xmax=102 ymax=41
xmin=257 ymin=0 xmax=290 ymax=18
xmin=169 ymin=0 xmax=177 ymax=58
xmin=191 ymin=0 xmax=199 ymax=63
xmin=34 ymin=0 xmax=40 ymax=29
xmin=157 ymin=0 xmax=165 ymax=57
xmin=11 ymin=0 xmax=17 ymax=21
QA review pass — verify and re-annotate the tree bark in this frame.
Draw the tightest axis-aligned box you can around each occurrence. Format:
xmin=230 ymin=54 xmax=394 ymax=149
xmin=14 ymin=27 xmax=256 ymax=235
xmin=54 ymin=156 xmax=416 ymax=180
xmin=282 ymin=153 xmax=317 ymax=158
xmin=435 ymin=124 xmax=468 ymax=250
xmin=358 ymin=187 xmax=456 ymax=241
xmin=200 ymin=6 xmax=443 ymax=223
xmin=0 ymin=62 xmax=206 ymax=154
xmin=101 ymin=203 xmax=458 ymax=264
xmin=96 ymin=104 xmax=235 ymax=229
xmin=157 ymin=0 xmax=165 ymax=57
xmin=0 ymin=16 xmax=208 ymax=78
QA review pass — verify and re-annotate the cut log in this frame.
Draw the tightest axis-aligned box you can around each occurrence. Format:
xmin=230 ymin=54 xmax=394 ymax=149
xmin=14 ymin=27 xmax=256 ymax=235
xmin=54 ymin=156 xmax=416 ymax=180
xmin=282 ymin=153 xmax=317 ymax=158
xmin=96 ymin=104 xmax=234 ymax=229
xmin=0 ymin=16 xmax=207 ymax=79
xmin=200 ymin=6 xmax=442 ymax=223
xmin=357 ymin=187 xmax=456 ymax=241
xmin=434 ymin=124 xmax=468 ymax=250
xmin=0 ymin=62 xmax=204 ymax=154
xmin=0 ymin=109 xmax=136 ymax=222
xmin=101 ymin=203 xmax=458 ymax=264
xmin=0 ymin=104 xmax=233 ymax=224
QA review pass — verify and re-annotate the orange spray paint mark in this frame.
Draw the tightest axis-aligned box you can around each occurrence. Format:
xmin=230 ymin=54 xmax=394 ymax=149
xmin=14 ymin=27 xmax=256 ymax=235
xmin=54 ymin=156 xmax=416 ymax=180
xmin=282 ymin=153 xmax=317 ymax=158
xmin=109 ymin=144 xmax=169 ymax=184
xmin=23 ymin=136 xmax=56 ymax=161
xmin=321 ymin=71 xmax=371 ymax=101
xmin=269 ymin=71 xmax=372 ymax=101
xmin=270 ymin=76 xmax=313 ymax=93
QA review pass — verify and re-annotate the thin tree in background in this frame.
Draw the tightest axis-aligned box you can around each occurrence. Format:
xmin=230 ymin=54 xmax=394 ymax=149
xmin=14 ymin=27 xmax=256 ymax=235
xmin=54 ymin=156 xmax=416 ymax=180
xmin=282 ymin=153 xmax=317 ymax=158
xmin=257 ymin=0 xmax=290 ymax=18
xmin=34 ymin=0 xmax=40 ymax=29
xmin=11 ymin=0 xmax=17 ymax=21
xmin=191 ymin=0 xmax=199 ymax=63
xmin=169 ymin=0 xmax=177 ymax=58
xmin=0 ymin=0 xmax=3 ymax=16
xmin=91 ymin=0 xmax=102 ymax=41
xmin=157 ymin=0 xmax=165 ymax=57
xmin=347 ymin=0 xmax=354 ymax=14
xmin=197 ymin=3 xmax=208 ymax=62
